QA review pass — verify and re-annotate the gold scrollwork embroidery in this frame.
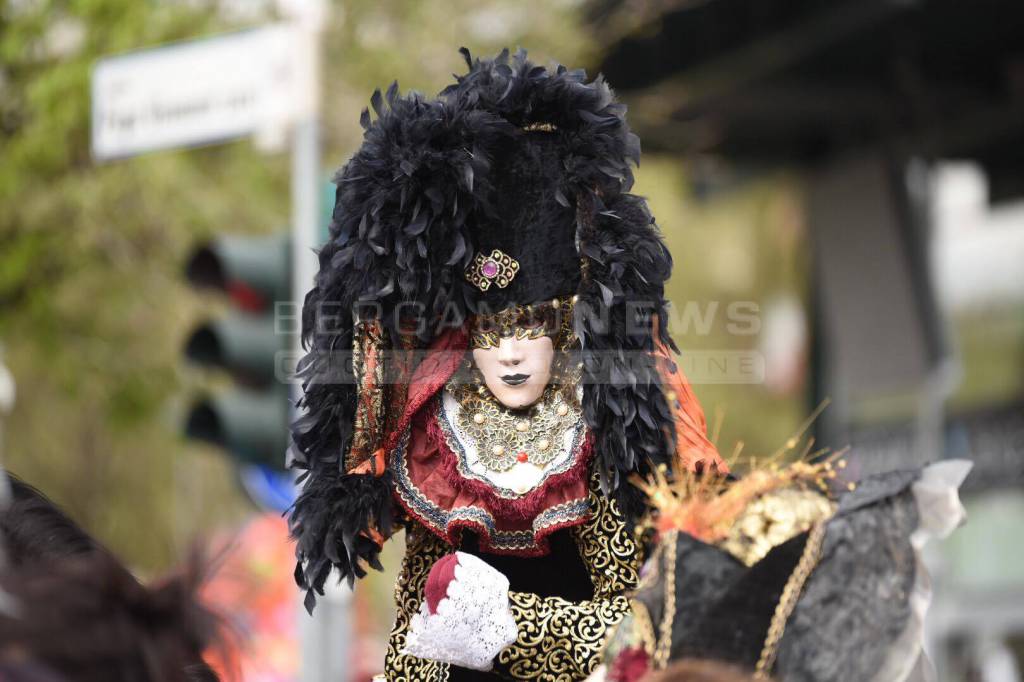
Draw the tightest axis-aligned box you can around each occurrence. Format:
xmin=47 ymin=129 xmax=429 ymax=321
xmin=383 ymin=525 xmax=451 ymax=681
xmin=754 ymin=519 xmax=829 ymax=678
xmin=492 ymin=474 xmax=641 ymax=680
xmin=500 ymin=592 xmax=631 ymax=680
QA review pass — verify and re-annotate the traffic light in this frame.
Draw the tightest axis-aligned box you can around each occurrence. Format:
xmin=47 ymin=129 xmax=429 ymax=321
xmin=182 ymin=178 xmax=334 ymax=509
xmin=182 ymin=232 xmax=293 ymax=474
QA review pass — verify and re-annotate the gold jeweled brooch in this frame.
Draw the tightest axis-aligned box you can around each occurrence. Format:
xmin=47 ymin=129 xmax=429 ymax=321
xmin=465 ymin=249 xmax=520 ymax=291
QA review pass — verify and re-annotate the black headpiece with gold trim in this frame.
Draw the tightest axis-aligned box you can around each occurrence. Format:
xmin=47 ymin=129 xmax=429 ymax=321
xmin=465 ymin=132 xmax=581 ymax=309
xmin=289 ymin=47 xmax=678 ymax=606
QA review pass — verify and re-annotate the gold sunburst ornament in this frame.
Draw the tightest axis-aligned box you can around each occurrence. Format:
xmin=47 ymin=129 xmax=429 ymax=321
xmin=633 ymin=401 xmax=846 ymax=566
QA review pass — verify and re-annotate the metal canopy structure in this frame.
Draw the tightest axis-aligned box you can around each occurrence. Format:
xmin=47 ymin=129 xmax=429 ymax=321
xmin=591 ymin=0 xmax=1024 ymax=202
xmin=586 ymin=0 xmax=1024 ymax=473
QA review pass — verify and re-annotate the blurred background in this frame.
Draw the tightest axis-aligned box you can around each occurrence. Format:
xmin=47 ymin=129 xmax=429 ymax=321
xmin=1 ymin=0 xmax=1022 ymax=680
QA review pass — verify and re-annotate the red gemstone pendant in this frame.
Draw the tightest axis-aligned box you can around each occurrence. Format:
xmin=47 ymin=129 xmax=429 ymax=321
xmin=516 ymin=452 xmax=529 ymax=463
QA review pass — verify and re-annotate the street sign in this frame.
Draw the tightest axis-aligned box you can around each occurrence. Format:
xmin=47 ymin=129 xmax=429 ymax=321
xmin=91 ymin=25 xmax=297 ymax=160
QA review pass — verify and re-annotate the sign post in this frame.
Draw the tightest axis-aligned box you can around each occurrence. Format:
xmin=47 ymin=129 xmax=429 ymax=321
xmin=0 ymin=344 xmax=14 ymax=465
xmin=273 ymin=3 xmax=352 ymax=681
xmin=0 ymin=344 xmax=14 ymax=545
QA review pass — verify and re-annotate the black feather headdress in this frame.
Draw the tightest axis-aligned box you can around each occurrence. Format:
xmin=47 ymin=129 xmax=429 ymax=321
xmin=289 ymin=47 xmax=679 ymax=608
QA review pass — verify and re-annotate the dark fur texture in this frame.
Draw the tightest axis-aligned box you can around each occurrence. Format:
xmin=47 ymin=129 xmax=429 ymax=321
xmin=289 ymin=48 xmax=678 ymax=605
xmin=1 ymin=476 xmax=97 ymax=567
xmin=471 ymin=133 xmax=581 ymax=310
xmin=0 ymin=553 xmax=220 ymax=682
xmin=0 ymin=475 xmax=221 ymax=682
xmin=576 ymin=191 xmax=677 ymax=520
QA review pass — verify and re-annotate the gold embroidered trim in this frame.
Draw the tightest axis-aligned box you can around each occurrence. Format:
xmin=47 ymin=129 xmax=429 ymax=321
xmin=348 ymin=321 xmax=388 ymax=471
xmin=631 ymin=601 xmax=658 ymax=658
xmin=493 ymin=473 xmax=641 ymax=680
xmin=754 ymin=519 xmax=828 ymax=678
xmin=652 ymin=531 xmax=678 ymax=670
xmin=438 ymin=391 xmax=587 ymax=500
xmin=470 ymin=296 xmax=576 ymax=350
xmin=383 ymin=526 xmax=451 ymax=681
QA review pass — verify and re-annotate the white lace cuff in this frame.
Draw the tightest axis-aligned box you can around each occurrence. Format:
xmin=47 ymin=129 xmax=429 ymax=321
xmin=402 ymin=552 xmax=519 ymax=671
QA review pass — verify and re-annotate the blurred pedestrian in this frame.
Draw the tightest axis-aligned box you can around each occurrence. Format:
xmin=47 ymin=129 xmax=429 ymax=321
xmin=0 ymin=477 xmax=96 ymax=568
xmin=0 ymin=473 xmax=223 ymax=682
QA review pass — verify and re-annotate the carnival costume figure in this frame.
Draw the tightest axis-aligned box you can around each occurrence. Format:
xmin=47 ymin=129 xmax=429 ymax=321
xmin=287 ymin=48 xmax=727 ymax=681
xmin=596 ymin=456 xmax=972 ymax=682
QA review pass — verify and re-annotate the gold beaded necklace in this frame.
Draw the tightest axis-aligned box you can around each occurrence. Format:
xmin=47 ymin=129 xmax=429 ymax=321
xmin=450 ymin=382 xmax=582 ymax=473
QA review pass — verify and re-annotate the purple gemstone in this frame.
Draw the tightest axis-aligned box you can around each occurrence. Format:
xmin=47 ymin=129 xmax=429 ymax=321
xmin=481 ymin=259 xmax=499 ymax=278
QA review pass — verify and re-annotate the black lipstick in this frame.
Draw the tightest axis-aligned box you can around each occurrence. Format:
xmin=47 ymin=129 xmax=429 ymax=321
xmin=501 ymin=373 xmax=529 ymax=386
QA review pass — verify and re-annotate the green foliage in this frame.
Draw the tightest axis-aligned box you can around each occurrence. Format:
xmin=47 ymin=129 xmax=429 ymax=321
xmin=0 ymin=0 xmax=285 ymax=570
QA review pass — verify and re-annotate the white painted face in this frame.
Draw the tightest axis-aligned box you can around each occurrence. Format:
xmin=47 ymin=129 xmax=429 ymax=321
xmin=472 ymin=335 xmax=554 ymax=409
